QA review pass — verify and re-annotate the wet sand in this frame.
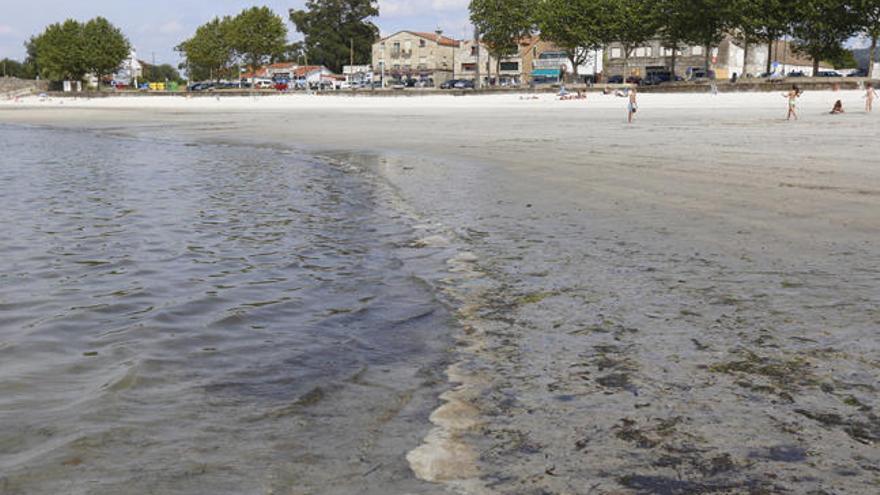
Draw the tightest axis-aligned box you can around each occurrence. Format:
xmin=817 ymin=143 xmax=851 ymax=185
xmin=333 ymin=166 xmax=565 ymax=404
xmin=2 ymin=92 xmax=879 ymax=494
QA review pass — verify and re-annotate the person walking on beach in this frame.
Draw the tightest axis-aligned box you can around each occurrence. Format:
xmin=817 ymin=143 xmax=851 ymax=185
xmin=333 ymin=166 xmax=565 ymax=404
xmin=866 ymin=83 xmax=878 ymax=112
xmin=783 ymin=85 xmax=802 ymax=121
xmin=627 ymin=87 xmax=638 ymax=124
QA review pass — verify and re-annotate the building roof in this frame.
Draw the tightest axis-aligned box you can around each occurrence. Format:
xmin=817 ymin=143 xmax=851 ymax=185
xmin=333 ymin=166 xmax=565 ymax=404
xmin=380 ymin=30 xmax=461 ymax=47
xmin=293 ymin=65 xmax=326 ymax=76
xmin=266 ymin=62 xmax=297 ymax=69
xmin=770 ymin=40 xmax=832 ymax=68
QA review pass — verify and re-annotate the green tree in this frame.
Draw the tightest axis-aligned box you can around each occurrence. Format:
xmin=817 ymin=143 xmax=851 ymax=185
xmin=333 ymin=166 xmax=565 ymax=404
xmin=681 ymin=0 xmax=734 ymax=72
xmin=536 ymin=0 xmax=604 ymax=78
xmin=176 ymin=17 xmax=236 ymax=82
xmin=654 ymin=0 xmax=692 ymax=77
xmin=602 ymin=0 xmax=658 ymax=79
xmin=143 ymin=63 xmax=183 ymax=83
xmin=290 ymin=0 xmax=380 ymax=73
xmin=791 ymin=0 xmax=858 ymax=74
xmin=83 ymin=17 xmax=130 ymax=88
xmin=31 ymin=20 xmax=88 ymax=81
xmin=1 ymin=58 xmax=37 ymax=79
xmin=470 ymin=0 xmax=534 ymax=81
xmin=228 ymin=7 xmax=288 ymax=76
xmin=852 ymin=0 xmax=880 ymax=76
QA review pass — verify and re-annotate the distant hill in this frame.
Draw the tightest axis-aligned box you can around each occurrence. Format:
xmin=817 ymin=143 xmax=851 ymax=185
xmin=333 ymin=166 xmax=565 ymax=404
xmin=852 ymin=48 xmax=879 ymax=70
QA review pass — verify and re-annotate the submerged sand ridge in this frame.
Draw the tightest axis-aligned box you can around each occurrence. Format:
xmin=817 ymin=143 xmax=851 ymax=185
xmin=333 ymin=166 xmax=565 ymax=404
xmin=2 ymin=91 xmax=879 ymax=494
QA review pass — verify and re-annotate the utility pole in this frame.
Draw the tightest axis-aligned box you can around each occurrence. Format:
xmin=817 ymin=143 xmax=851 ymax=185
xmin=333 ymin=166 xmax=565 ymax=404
xmin=474 ymin=27 xmax=481 ymax=89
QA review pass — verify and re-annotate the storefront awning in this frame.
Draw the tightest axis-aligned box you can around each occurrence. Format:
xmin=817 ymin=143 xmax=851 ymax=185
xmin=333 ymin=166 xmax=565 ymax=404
xmin=532 ymin=69 xmax=560 ymax=77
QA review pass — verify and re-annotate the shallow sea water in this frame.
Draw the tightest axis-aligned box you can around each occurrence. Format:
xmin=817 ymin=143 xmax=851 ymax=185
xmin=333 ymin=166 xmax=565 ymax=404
xmin=0 ymin=125 xmax=457 ymax=494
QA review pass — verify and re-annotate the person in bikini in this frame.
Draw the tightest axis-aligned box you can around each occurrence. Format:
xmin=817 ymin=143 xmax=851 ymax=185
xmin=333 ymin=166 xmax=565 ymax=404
xmin=866 ymin=83 xmax=878 ymax=112
xmin=783 ymin=85 xmax=802 ymax=120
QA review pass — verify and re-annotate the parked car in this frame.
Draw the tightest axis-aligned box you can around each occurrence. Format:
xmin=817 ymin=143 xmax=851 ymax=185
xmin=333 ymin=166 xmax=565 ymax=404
xmin=440 ymin=79 xmax=460 ymax=89
xmin=254 ymin=80 xmax=274 ymax=89
xmin=787 ymin=71 xmax=805 ymax=77
xmin=188 ymin=82 xmax=213 ymax=92
xmin=642 ymin=72 xmax=674 ymax=86
xmin=625 ymin=75 xmax=642 ymax=84
xmin=606 ymin=75 xmax=624 ymax=84
xmin=274 ymin=81 xmax=289 ymax=91
xmin=686 ymin=68 xmax=715 ymax=80
xmin=848 ymin=68 xmax=869 ymax=77
xmin=454 ymin=79 xmax=475 ymax=89
xmin=817 ymin=70 xmax=842 ymax=77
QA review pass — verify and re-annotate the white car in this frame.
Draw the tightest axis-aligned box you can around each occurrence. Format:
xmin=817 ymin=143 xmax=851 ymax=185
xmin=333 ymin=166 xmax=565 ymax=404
xmin=254 ymin=80 xmax=274 ymax=89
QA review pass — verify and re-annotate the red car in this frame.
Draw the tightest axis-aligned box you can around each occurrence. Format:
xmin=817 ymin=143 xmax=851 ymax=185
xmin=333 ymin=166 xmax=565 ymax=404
xmin=274 ymin=82 xmax=289 ymax=92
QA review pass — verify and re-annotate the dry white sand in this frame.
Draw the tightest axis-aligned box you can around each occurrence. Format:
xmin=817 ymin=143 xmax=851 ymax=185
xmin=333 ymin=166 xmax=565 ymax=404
xmin=3 ymin=91 xmax=879 ymax=494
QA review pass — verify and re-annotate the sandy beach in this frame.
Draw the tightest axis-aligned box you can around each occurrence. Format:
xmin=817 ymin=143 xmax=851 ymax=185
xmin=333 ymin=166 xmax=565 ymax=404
xmin=2 ymin=91 xmax=879 ymax=494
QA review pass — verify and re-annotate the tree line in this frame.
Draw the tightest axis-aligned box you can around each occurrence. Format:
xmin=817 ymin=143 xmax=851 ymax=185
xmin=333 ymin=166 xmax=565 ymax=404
xmin=23 ymin=17 xmax=130 ymax=84
xmin=177 ymin=1 xmax=379 ymax=81
xmin=175 ymin=6 xmax=289 ymax=82
xmin=470 ymin=0 xmax=880 ymax=77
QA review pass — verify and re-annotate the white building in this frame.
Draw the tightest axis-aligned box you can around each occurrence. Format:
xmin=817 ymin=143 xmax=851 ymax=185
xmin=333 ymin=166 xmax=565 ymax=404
xmin=343 ymin=65 xmax=373 ymax=85
xmin=532 ymin=49 xmax=603 ymax=84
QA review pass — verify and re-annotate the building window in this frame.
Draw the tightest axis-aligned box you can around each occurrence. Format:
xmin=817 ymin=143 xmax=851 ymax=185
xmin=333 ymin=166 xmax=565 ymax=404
xmin=692 ymin=46 xmax=704 ymax=56
xmin=634 ymin=47 xmax=652 ymax=58
xmin=500 ymin=61 xmax=519 ymax=71
xmin=610 ymin=48 xmax=622 ymax=59
xmin=462 ymin=63 xmax=476 ymax=72
xmin=471 ymin=46 xmax=478 ymax=56
xmin=419 ymin=39 xmax=426 ymax=48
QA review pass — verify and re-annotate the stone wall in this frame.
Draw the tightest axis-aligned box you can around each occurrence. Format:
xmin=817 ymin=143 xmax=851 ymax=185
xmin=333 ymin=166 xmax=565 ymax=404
xmin=0 ymin=77 xmax=49 ymax=96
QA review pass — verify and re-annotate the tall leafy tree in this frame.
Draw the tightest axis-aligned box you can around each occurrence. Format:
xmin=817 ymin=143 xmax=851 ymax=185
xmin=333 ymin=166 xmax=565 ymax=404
xmin=654 ymin=0 xmax=692 ymax=76
xmin=852 ymin=0 xmax=880 ymax=76
xmin=470 ymin=0 xmax=535 ymax=80
xmin=228 ymin=7 xmax=288 ymax=75
xmin=1 ymin=58 xmax=37 ymax=79
xmin=176 ymin=17 xmax=236 ymax=81
xmin=82 ymin=17 xmax=130 ymax=87
xmin=754 ymin=0 xmax=795 ymax=74
xmin=142 ymin=63 xmax=183 ymax=83
xmin=791 ymin=0 xmax=858 ymax=74
xmin=682 ymin=0 xmax=734 ymax=72
xmin=31 ymin=20 xmax=88 ymax=81
xmin=731 ymin=0 xmax=785 ymax=75
xmin=290 ymin=0 xmax=380 ymax=73
xmin=602 ymin=0 xmax=658 ymax=79
xmin=537 ymin=0 xmax=604 ymax=78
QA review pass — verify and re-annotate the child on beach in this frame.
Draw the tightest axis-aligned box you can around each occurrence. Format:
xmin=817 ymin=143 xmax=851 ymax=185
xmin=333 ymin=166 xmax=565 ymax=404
xmin=866 ymin=83 xmax=878 ymax=112
xmin=830 ymin=100 xmax=845 ymax=114
xmin=627 ymin=87 xmax=638 ymax=124
xmin=783 ymin=85 xmax=802 ymax=120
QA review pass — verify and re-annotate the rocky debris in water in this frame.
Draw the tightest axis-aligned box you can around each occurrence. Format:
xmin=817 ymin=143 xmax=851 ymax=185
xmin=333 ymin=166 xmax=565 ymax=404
xmin=795 ymin=409 xmax=880 ymax=445
xmin=709 ymin=349 xmax=818 ymax=399
xmin=748 ymin=445 xmax=808 ymax=463
xmin=613 ymin=417 xmax=683 ymax=449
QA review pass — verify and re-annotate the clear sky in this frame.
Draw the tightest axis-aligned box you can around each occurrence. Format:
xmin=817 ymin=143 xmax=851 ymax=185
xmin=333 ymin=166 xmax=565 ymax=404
xmin=0 ymin=0 xmax=471 ymax=65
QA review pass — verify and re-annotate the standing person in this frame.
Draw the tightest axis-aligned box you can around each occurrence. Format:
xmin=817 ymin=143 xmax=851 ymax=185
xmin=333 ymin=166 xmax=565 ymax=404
xmin=866 ymin=83 xmax=878 ymax=113
xmin=783 ymin=85 xmax=802 ymax=121
xmin=627 ymin=87 xmax=638 ymax=124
